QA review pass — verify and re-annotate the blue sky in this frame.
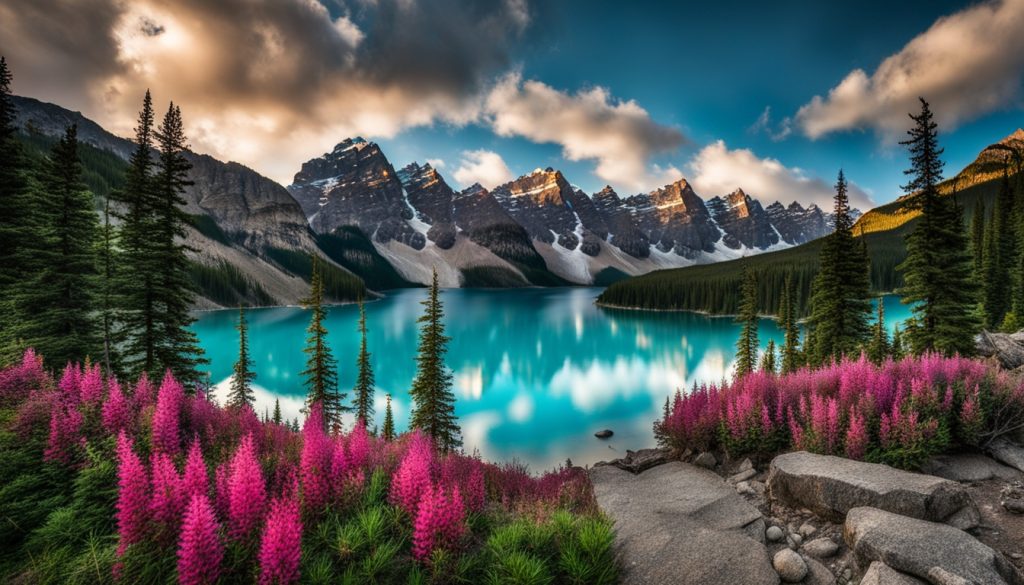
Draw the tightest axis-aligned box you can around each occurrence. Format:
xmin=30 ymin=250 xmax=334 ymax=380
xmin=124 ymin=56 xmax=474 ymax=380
xmin=6 ymin=0 xmax=1024 ymax=210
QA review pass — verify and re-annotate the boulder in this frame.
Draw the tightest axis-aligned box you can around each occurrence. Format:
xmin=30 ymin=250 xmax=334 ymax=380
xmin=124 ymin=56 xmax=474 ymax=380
xmin=802 ymin=537 xmax=839 ymax=558
xmin=610 ymin=448 xmax=670 ymax=474
xmin=860 ymin=562 xmax=928 ymax=585
xmin=768 ymin=452 xmax=980 ymax=529
xmin=844 ymin=507 xmax=1024 ymax=585
xmin=988 ymin=438 xmax=1024 ymax=474
xmin=976 ymin=331 xmax=1024 ymax=369
xmin=595 ymin=429 xmax=614 ymax=439
xmin=773 ymin=549 xmax=807 ymax=583
xmin=922 ymin=453 xmax=1022 ymax=483
xmin=591 ymin=462 xmax=778 ymax=585
xmin=804 ymin=557 xmax=836 ymax=585
xmin=694 ymin=452 xmax=717 ymax=469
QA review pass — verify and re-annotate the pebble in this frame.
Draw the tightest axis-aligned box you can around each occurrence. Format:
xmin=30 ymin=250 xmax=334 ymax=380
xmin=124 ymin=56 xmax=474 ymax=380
xmin=773 ymin=548 xmax=808 ymax=583
xmin=766 ymin=525 xmax=785 ymax=542
xmin=728 ymin=467 xmax=757 ymax=484
xmin=799 ymin=522 xmax=817 ymax=538
xmin=802 ymin=537 xmax=839 ymax=558
xmin=739 ymin=458 xmax=753 ymax=472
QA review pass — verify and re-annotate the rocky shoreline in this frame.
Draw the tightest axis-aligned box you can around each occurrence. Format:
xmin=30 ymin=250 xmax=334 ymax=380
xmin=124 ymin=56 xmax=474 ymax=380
xmin=593 ymin=441 xmax=1024 ymax=584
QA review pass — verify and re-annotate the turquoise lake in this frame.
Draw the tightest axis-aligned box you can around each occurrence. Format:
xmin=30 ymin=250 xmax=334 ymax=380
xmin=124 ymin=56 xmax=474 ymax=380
xmin=191 ymin=288 xmax=912 ymax=471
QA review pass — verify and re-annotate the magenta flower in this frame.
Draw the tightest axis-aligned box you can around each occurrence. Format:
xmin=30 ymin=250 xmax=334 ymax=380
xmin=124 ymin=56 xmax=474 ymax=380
xmin=153 ymin=371 xmax=185 ymax=455
xmin=228 ymin=434 xmax=266 ymax=542
xmin=151 ymin=451 xmax=185 ymax=543
xmin=43 ymin=400 xmax=83 ymax=464
xmin=300 ymin=408 xmax=334 ymax=514
xmin=115 ymin=432 xmax=150 ymax=556
xmin=102 ymin=377 xmax=131 ymax=435
xmin=57 ymin=362 xmax=83 ymax=404
xmin=182 ymin=438 xmax=209 ymax=504
xmin=79 ymin=363 xmax=105 ymax=405
xmin=132 ymin=373 xmax=155 ymax=410
xmin=390 ymin=431 xmax=434 ymax=516
xmin=412 ymin=484 xmax=465 ymax=561
xmin=844 ymin=407 xmax=868 ymax=460
xmin=257 ymin=496 xmax=302 ymax=585
xmin=0 ymin=348 xmax=48 ymax=402
xmin=346 ymin=422 xmax=372 ymax=471
xmin=177 ymin=493 xmax=224 ymax=585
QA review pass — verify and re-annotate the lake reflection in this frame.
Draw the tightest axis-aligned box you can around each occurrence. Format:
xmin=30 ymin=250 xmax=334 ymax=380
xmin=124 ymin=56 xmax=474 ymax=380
xmin=191 ymin=288 xmax=911 ymax=470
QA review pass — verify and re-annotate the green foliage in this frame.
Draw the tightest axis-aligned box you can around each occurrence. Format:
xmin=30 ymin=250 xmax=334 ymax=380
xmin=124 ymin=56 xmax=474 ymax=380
xmin=867 ymin=299 xmax=890 ymax=364
xmin=460 ymin=266 xmax=530 ymax=288
xmin=734 ymin=268 xmax=759 ymax=377
xmin=186 ymin=213 xmax=232 ymax=246
xmin=301 ymin=255 xmax=346 ymax=429
xmin=382 ymin=394 xmax=396 ymax=441
xmin=591 ymin=267 xmax=631 ymax=287
xmin=227 ymin=305 xmax=256 ymax=408
xmin=409 ymin=269 xmax=461 ymax=452
xmin=352 ymin=300 xmax=375 ymax=425
xmin=188 ymin=260 xmax=275 ymax=307
xmin=265 ymin=246 xmax=366 ymax=301
xmin=778 ymin=275 xmax=803 ymax=373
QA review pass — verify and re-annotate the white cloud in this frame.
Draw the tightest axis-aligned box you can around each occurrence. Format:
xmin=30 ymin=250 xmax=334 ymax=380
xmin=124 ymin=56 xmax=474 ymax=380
xmin=452 ymin=149 xmax=514 ymax=189
xmin=484 ymin=73 xmax=686 ymax=192
xmin=796 ymin=0 xmax=1024 ymax=140
xmin=687 ymin=140 xmax=874 ymax=210
xmin=749 ymin=106 xmax=792 ymax=141
xmin=425 ymin=158 xmax=446 ymax=169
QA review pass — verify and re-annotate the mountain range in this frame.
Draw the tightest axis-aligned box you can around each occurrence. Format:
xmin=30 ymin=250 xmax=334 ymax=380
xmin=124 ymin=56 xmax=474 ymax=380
xmin=12 ymin=95 xmax=850 ymax=305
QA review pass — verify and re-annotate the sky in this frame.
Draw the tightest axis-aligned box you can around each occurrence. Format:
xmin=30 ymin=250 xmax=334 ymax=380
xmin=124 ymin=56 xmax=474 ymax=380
xmin=3 ymin=0 xmax=1024 ymax=211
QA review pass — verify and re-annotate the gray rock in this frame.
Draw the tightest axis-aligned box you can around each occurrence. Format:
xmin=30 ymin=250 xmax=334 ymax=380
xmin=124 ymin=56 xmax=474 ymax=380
xmin=799 ymin=522 xmax=818 ymax=538
xmin=773 ymin=548 xmax=808 ymax=582
xmin=591 ymin=462 xmax=778 ymax=585
xmin=594 ymin=429 xmax=614 ymax=439
xmin=922 ymin=454 xmax=1022 ymax=483
xmin=740 ymin=458 xmax=754 ymax=472
xmin=610 ymin=448 xmax=670 ymax=474
xmin=976 ymin=330 xmax=1024 ymax=369
xmin=694 ymin=452 xmax=717 ymax=469
xmin=730 ymin=467 xmax=758 ymax=484
xmin=860 ymin=562 xmax=928 ymax=585
xmin=1001 ymin=481 xmax=1024 ymax=514
xmin=768 ymin=452 xmax=980 ymax=529
xmin=767 ymin=525 xmax=785 ymax=542
xmin=988 ymin=438 xmax=1024 ymax=474
xmin=804 ymin=537 xmax=840 ymax=558
xmin=805 ymin=557 xmax=837 ymax=585
xmin=843 ymin=507 xmax=1024 ymax=585
xmin=789 ymin=533 xmax=803 ymax=547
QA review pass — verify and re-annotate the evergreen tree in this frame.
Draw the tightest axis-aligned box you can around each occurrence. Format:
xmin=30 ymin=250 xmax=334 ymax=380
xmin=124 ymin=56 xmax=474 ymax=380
xmin=382 ymin=394 xmax=395 ymax=441
xmin=301 ymin=255 xmax=344 ymax=431
xmin=151 ymin=102 xmax=206 ymax=383
xmin=759 ymin=339 xmax=777 ymax=374
xmin=970 ymin=199 xmax=986 ymax=278
xmin=227 ymin=305 xmax=256 ymax=409
xmin=807 ymin=170 xmax=872 ymax=363
xmin=867 ymin=298 xmax=890 ymax=364
xmin=409 ymin=268 xmax=461 ymax=451
xmin=98 ymin=195 xmax=121 ymax=376
xmin=779 ymin=274 xmax=802 ymax=374
xmin=896 ymin=98 xmax=980 ymax=355
xmin=0 ymin=57 xmax=34 ymax=364
xmin=982 ymin=170 xmax=1017 ymax=327
xmin=14 ymin=124 xmax=99 ymax=367
xmin=113 ymin=91 xmax=161 ymax=377
xmin=272 ymin=399 xmax=282 ymax=425
xmin=891 ymin=326 xmax=905 ymax=360
xmin=734 ymin=268 xmax=759 ymax=377
xmin=352 ymin=299 xmax=375 ymax=426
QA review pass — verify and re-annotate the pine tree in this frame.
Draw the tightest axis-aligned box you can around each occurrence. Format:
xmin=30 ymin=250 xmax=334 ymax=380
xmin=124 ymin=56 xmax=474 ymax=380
xmin=759 ymin=339 xmax=777 ymax=374
xmin=970 ymin=199 xmax=986 ymax=278
xmin=779 ymin=274 xmax=802 ymax=374
xmin=982 ymin=170 xmax=1017 ymax=327
xmin=891 ymin=325 xmax=905 ymax=360
xmin=352 ymin=299 xmax=375 ymax=426
xmin=98 ymin=195 xmax=122 ymax=376
xmin=734 ymin=268 xmax=759 ymax=377
xmin=272 ymin=399 xmax=282 ymax=425
xmin=867 ymin=298 xmax=890 ymax=364
xmin=807 ymin=170 xmax=871 ymax=364
xmin=114 ymin=91 xmax=160 ymax=378
xmin=151 ymin=103 xmax=206 ymax=384
xmin=409 ymin=268 xmax=461 ymax=451
xmin=0 ymin=57 xmax=34 ymax=365
xmin=301 ymin=255 xmax=344 ymax=430
xmin=896 ymin=98 xmax=980 ymax=355
xmin=382 ymin=394 xmax=395 ymax=441
xmin=14 ymin=124 xmax=99 ymax=367
xmin=227 ymin=305 xmax=256 ymax=409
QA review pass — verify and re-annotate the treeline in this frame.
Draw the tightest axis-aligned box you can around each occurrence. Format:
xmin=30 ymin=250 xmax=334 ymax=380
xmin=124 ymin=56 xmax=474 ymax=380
xmin=188 ymin=260 xmax=275 ymax=308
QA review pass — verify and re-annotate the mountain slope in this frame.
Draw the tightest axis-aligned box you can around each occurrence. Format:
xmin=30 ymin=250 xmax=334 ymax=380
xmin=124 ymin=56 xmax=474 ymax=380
xmin=12 ymin=96 xmax=378 ymax=306
xmin=598 ymin=129 xmax=1024 ymax=316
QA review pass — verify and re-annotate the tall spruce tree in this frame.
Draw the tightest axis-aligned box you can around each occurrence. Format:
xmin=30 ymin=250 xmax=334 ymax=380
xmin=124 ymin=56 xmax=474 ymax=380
xmin=807 ymin=170 xmax=871 ymax=364
xmin=14 ymin=124 xmax=100 ymax=367
xmin=227 ymin=305 xmax=256 ymax=409
xmin=867 ymin=298 xmax=890 ymax=364
xmin=891 ymin=326 xmax=905 ymax=360
xmin=759 ymin=340 xmax=777 ymax=374
xmin=352 ymin=299 xmax=375 ymax=426
xmin=970 ymin=199 xmax=986 ymax=278
xmin=301 ymin=255 xmax=344 ymax=430
xmin=151 ymin=103 xmax=206 ymax=383
xmin=382 ymin=394 xmax=395 ymax=441
xmin=98 ymin=195 xmax=121 ymax=376
xmin=0 ymin=57 xmax=34 ymax=365
xmin=409 ymin=268 xmax=461 ymax=451
xmin=896 ymin=98 xmax=980 ymax=355
xmin=272 ymin=398 xmax=282 ymax=425
xmin=779 ymin=274 xmax=802 ymax=374
xmin=113 ymin=91 xmax=160 ymax=377
xmin=982 ymin=170 xmax=1017 ymax=327
xmin=734 ymin=268 xmax=759 ymax=377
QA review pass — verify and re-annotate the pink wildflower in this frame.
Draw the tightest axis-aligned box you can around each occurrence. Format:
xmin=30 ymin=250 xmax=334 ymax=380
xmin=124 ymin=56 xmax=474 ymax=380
xmin=115 ymin=432 xmax=150 ymax=555
xmin=228 ymin=434 xmax=266 ymax=542
xmin=844 ymin=408 xmax=868 ymax=460
xmin=151 ymin=451 xmax=185 ymax=543
xmin=258 ymin=497 xmax=302 ymax=585
xmin=390 ymin=431 xmax=434 ymax=516
xmin=43 ymin=400 xmax=83 ymax=464
xmin=102 ymin=377 xmax=131 ymax=435
xmin=152 ymin=371 xmax=185 ymax=455
xmin=79 ymin=363 xmax=105 ymax=404
xmin=177 ymin=493 xmax=224 ymax=585
xmin=182 ymin=438 xmax=209 ymax=503
xmin=300 ymin=406 xmax=334 ymax=514
xmin=412 ymin=484 xmax=465 ymax=561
